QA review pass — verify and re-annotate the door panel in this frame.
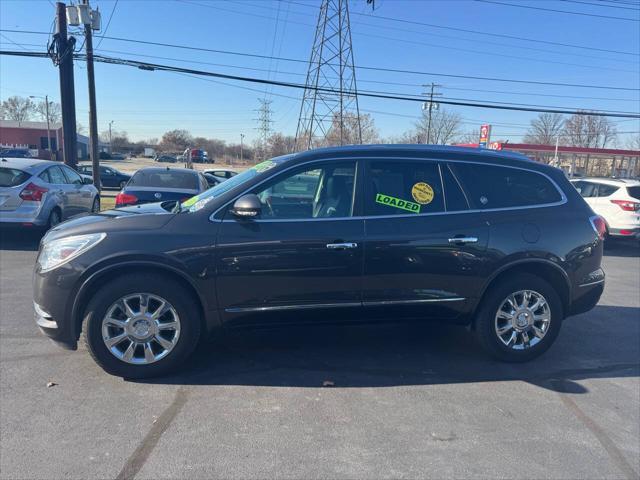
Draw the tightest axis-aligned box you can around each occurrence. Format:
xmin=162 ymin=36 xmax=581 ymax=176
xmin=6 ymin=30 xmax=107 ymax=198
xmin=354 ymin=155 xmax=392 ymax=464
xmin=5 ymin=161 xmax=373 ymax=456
xmin=215 ymin=159 xmax=364 ymax=326
xmin=363 ymin=213 xmax=489 ymax=319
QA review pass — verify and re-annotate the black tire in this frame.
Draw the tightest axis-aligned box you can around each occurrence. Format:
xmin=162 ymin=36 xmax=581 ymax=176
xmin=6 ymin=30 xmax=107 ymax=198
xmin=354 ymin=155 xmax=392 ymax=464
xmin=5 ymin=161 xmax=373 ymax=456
xmin=83 ymin=273 xmax=202 ymax=378
xmin=474 ymin=273 xmax=563 ymax=362
xmin=91 ymin=196 xmax=100 ymax=213
xmin=46 ymin=208 xmax=61 ymax=230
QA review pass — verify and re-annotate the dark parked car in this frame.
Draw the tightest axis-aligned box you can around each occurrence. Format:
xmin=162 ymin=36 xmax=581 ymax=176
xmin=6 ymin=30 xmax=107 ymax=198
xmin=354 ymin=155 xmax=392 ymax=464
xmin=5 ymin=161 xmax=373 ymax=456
xmin=114 ymin=167 xmax=209 ymax=207
xmin=78 ymin=164 xmax=131 ymax=190
xmin=203 ymin=172 xmax=225 ymax=188
xmin=155 ymin=155 xmax=177 ymax=163
xmin=1 ymin=148 xmax=32 ymax=158
xmin=33 ymin=145 xmax=605 ymax=378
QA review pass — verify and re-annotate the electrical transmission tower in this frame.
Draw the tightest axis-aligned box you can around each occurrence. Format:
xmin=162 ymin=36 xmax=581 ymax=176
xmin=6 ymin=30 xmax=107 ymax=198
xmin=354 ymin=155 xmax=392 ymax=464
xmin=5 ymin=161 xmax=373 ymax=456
xmin=295 ymin=0 xmax=362 ymax=151
xmin=254 ymin=98 xmax=274 ymax=160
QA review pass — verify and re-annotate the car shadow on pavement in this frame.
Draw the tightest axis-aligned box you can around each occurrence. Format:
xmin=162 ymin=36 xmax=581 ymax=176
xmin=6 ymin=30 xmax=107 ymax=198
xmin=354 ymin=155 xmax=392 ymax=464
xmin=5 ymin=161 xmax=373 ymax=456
xmin=136 ymin=305 xmax=639 ymax=394
xmin=0 ymin=229 xmax=42 ymax=251
xmin=603 ymin=239 xmax=639 ymax=258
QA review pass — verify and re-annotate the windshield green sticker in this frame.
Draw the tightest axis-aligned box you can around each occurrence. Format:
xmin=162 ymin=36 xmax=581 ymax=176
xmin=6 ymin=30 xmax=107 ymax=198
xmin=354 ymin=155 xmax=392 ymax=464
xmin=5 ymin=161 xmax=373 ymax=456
xmin=182 ymin=196 xmax=198 ymax=208
xmin=375 ymin=193 xmax=421 ymax=213
xmin=254 ymin=160 xmax=276 ymax=173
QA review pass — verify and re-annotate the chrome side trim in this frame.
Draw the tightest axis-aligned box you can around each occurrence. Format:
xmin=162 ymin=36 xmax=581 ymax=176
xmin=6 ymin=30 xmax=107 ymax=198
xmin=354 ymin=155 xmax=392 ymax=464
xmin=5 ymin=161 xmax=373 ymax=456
xmin=225 ymin=302 xmax=362 ymax=313
xmin=579 ymin=278 xmax=606 ymax=287
xmin=363 ymin=297 xmax=465 ymax=307
xmin=211 ymin=156 xmax=567 ymax=223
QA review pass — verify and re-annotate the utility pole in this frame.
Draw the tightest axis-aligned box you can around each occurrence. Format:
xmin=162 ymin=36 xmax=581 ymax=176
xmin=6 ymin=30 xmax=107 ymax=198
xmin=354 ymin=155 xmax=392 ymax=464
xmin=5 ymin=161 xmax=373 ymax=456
xmin=422 ymin=83 xmax=442 ymax=144
xmin=56 ymin=1 xmax=78 ymax=168
xmin=240 ymin=133 xmax=245 ymax=165
xmin=83 ymin=0 xmax=101 ymax=190
xmin=29 ymin=95 xmax=52 ymax=155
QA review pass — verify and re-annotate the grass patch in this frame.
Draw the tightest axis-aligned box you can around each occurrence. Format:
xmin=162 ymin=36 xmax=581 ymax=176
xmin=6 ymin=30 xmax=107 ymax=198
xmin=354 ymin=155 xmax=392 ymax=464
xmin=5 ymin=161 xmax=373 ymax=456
xmin=100 ymin=195 xmax=116 ymax=211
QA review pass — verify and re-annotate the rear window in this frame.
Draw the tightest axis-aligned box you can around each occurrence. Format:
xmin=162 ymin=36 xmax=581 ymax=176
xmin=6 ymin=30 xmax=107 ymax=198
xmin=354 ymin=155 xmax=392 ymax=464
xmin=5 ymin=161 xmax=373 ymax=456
xmin=449 ymin=163 xmax=562 ymax=209
xmin=0 ymin=168 xmax=30 ymax=187
xmin=627 ymin=186 xmax=640 ymax=200
xmin=129 ymin=170 xmax=198 ymax=190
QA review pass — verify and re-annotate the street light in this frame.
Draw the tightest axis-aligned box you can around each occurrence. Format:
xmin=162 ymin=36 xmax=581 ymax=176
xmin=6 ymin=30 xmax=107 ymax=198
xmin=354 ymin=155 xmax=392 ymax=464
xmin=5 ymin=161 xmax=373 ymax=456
xmin=108 ymin=120 xmax=114 ymax=153
xmin=29 ymin=95 xmax=52 ymax=155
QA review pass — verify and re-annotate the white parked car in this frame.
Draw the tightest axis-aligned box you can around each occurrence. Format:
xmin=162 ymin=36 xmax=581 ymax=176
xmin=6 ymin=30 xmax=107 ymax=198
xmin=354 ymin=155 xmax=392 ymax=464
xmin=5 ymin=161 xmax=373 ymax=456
xmin=571 ymin=178 xmax=640 ymax=239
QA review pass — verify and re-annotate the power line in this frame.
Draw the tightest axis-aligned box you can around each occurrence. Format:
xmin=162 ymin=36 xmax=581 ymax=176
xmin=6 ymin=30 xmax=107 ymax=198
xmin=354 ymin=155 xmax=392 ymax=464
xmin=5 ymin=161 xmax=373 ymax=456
xmin=288 ymin=0 xmax=640 ymax=56
xmin=3 ymin=28 xmax=638 ymax=91
xmin=475 ymin=0 xmax=640 ymax=21
xmin=560 ymin=0 xmax=640 ymax=11
xmin=95 ymin=0 xmax=118 ymax=48
xmin=179 ymin=0 xmax=638 ymax=73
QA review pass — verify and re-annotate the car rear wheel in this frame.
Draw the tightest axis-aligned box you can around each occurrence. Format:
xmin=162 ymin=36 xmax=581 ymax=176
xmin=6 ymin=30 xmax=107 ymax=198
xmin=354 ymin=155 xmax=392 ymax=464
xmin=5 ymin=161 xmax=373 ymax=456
xmin=47 ymin=208 xmax=61 ymax=229
xmin=91 ymin=197 xmax=100 ymax=212
xmin=474 ymin=273 xmax=563 ymax=362
xmin=83 ymin=274 xmax=201 ymax=378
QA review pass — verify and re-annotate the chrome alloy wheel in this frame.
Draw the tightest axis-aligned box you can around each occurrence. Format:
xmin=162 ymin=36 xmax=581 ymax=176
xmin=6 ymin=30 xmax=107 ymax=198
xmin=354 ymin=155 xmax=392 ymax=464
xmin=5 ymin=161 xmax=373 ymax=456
xmin=494 ymin=290 xmax=551 ymax=350
xmin=101 ymin=293 xmax=181 ymax=364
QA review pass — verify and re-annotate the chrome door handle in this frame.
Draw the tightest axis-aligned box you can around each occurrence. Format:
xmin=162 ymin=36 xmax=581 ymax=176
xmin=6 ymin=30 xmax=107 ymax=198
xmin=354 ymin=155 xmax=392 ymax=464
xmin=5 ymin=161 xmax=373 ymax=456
xmin=448 ymin=236 xmax=478 ymax=244
xmin=326 ymin=242 xmax=358 ymax=250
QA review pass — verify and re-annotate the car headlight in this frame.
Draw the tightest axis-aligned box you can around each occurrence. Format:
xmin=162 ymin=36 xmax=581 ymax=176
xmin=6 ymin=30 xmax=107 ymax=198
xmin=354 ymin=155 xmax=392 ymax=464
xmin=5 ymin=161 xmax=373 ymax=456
xmin=38 ymin=233 xmax=106 ymax=272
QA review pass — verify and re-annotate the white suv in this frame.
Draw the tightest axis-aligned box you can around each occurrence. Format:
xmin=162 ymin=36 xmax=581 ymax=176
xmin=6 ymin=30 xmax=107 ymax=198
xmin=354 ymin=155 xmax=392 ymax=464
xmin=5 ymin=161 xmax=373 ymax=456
xmin=571 ymin=178 xmax=640 ymax=239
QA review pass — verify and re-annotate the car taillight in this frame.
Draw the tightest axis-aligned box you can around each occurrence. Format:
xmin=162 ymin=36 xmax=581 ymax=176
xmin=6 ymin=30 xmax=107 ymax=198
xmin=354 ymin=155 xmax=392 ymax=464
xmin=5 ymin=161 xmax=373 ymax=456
xmin=589 ymin=215 xmax=607 ymax=240
xmin=610 ymin=199 xmax=640 ymax=211
xmin=19 ymin=182 xmax=48 ymax=202
xmin=115 ymin=193 xmax=138 ymax=206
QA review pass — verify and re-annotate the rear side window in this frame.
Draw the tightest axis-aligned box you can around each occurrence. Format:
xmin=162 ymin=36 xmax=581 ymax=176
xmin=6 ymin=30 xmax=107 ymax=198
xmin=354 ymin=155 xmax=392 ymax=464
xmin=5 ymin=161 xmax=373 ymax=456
xmin=574 ymin=181 xmax=598 ymax=198
xmin=62 ymin=166 xmax=83 ymax=185
xmin=596 ymin=184 xmax=619 ymax=197
xmin=47 ymin=166 xmax=68 ymax=185
xmin=0 ymin=168 xmax=30 ymax=187
xmin=129 ymin=170 xmax=198 ymax=190
xmin=627 ymin=186 xmax=640 ymax=200
xmin=366 ymin=161 xmax=444 ymax=216
xmin=449 ymin=163 xmax=562 ymax=209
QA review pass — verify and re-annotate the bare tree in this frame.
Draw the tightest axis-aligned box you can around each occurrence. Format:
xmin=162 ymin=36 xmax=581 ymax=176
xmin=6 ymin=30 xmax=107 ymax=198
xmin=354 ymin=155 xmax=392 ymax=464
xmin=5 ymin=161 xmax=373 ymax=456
xmin=268 ymin=132 xmax=297 ymax=157
xmin=523 ymin=113 xmax=565 ymax=145
xmin=35 ymin=100 xmax=61 ymax=125
xmin=321 ymin=113 xmax=379 ymax=147
xmin=403 ymin=108 xmax=462 ymax=145
xmin=563 ymin=112 xmax=617 ymax=148
xmin=159 ymin=129 xmax=192 ymax=152
xmin=1 ymin=96 xmax=35 ymax=124
xmin=456 ymin=130 xmax=480 ymax=144
xmin=625 ymin=135 xmax=640 ymax=151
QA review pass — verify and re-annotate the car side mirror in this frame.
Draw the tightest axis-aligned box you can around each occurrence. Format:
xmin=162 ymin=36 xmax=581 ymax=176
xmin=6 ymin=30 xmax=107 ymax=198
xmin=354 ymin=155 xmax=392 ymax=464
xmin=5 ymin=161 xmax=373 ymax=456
xmin=230 ymin=194 xmax=261 ymax=218
xmin=83 ymin=177 xmax=93 ymax=185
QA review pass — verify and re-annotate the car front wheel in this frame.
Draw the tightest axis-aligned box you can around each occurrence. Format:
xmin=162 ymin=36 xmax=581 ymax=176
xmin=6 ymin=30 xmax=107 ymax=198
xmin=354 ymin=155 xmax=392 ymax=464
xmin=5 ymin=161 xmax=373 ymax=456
xmin=83 ymin=273 xmax=201 ymax=378
xmin=474 ymin=273 xmax=563 ymax=362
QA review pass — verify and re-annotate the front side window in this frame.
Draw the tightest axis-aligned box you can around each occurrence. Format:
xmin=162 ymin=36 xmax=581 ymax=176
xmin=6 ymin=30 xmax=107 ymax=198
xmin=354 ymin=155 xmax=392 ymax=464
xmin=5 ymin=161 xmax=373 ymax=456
xmin=366 ymin=160 xmax=444 ymax=216
xmin=62 ymin=166 xmax=83 ymax=185
xmin=449 ymin=162 xmax=562 ymax=209
xmin=253 ymin=162 xmax=356 ymax=219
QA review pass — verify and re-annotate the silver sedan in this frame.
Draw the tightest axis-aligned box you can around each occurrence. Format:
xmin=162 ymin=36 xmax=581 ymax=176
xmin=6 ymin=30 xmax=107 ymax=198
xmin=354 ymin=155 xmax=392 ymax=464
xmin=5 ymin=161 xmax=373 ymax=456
xmin=0 ymin=158 xmax=100 ymax=229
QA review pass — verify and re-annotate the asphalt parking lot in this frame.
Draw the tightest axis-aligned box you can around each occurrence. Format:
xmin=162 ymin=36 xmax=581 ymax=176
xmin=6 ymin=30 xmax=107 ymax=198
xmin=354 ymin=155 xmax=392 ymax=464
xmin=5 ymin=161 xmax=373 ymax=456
xmin=0 ymin=232 xmax=638 ymax=480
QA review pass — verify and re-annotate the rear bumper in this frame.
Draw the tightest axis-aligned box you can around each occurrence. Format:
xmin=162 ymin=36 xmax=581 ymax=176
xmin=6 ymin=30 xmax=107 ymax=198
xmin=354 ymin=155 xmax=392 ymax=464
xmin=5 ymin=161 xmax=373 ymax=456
xmin=609 ymin=227 xmax=640 ymax=239
xmin=0 ymin=202 xmax=49 ymax=225
xmin=570 ymin=268 xmax=605 ymax=316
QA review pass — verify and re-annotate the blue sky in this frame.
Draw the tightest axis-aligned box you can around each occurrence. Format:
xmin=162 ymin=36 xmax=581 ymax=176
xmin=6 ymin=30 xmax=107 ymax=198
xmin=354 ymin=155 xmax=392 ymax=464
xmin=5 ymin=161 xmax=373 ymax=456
xmin=1 ymin=0 xmax=639 ymax=146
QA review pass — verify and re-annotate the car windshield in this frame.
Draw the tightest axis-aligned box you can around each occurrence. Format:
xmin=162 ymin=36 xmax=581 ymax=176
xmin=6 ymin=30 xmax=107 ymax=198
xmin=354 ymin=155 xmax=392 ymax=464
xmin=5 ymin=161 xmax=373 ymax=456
xmin=181 ymin=155 xmax=293 ymax=212
xmin=129 ymin=169 xmax=198 ymax=190
xmin=0 ymin=167 xmax=30 ymax=187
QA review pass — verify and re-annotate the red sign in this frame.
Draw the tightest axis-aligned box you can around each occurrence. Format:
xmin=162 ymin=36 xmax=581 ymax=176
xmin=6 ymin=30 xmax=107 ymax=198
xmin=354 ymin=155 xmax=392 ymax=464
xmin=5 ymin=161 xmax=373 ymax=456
xmin=479 ymin=124 xmax=491 ymax=148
